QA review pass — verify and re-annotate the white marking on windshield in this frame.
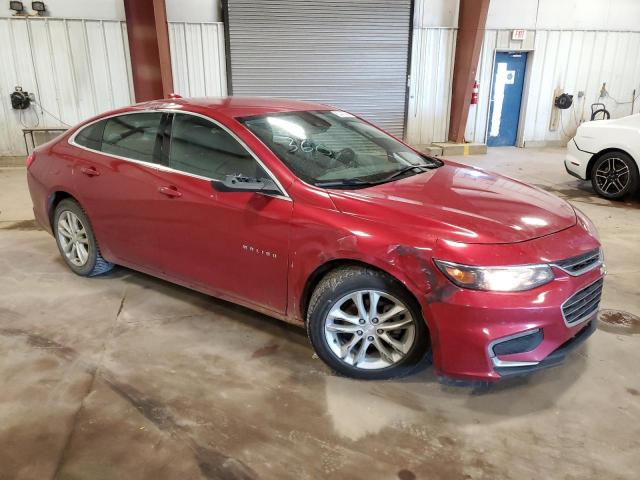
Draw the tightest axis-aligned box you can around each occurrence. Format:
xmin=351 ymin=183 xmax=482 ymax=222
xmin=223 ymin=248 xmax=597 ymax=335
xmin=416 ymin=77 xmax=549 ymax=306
xmin=331 ymin=110 xmax=354 ymax=118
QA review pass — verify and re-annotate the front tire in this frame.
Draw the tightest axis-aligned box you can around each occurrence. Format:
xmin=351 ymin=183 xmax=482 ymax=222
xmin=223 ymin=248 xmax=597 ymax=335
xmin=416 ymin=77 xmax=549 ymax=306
xmin=591 ymin=151 xmax=639 ymax=199
xmin=54 ymin=199 xmax=114 ymax=277
xmin=307 ymin=266 xmax=431 ymax=380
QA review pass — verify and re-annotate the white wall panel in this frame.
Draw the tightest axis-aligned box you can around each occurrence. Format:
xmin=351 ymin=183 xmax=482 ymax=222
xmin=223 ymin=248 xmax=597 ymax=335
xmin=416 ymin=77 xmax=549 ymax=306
xmin=166 ymin=0 xmax=222 ymax=23
xmin=411 ymin=0 xmax=640 ymax=31
xmin=0 ymin=17 xmax=132 ymax=155
xmin=413 ymin=0 xmax=458 ymax=29
xmin=536 ymin=0 xmax=640 ymax=31
xmin=406 ymin=27 xmax=456 ymax=145
xmin=0 ymin=0 xmax=125 ymax=20
xmin=168 ymin=22 xmax=227 ymax=98
xmin=0 ymin=17 xmax=226 ymax=156
xmin=486 ymin=0 xmax=538 ymax=30
xmin=0 ymin=0 xmax=221 ymax=22
xmin=413 ymin=0 xmax=640 ymax=145
xmin=465 ymin=28 xmax=640 ymax=146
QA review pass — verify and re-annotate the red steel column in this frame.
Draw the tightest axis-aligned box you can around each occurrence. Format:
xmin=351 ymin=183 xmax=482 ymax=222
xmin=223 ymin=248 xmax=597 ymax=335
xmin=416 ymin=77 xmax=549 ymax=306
xmin=123 ymin=0 xmax=174 ymax=102
xmin=448 ymin=0 xmax=490 ymax=143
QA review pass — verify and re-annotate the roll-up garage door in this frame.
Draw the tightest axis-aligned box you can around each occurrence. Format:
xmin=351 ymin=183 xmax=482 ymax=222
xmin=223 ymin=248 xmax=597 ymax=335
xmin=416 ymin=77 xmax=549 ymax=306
xmin=224 ymin=0 xmax=412 ymax=138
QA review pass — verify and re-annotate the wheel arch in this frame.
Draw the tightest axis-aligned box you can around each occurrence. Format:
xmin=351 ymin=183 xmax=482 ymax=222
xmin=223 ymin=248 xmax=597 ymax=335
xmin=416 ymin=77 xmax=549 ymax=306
xmin=299 ymin=258 xmax=424 ymax=324
xmin=48 ymin=191 xmax=78 ymax=230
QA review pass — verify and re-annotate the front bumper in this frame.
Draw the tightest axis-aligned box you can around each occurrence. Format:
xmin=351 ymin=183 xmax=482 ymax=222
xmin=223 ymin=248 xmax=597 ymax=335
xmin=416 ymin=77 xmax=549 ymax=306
xmin=493 ymin=319 xmax=596 ymax=378
xmin=423 ymin=225 xmax=603 ymax=383
xmin=565 ymin=138 xmax=592 ymax=180
xmin=427 ymin=269 xmax=603 ymax=382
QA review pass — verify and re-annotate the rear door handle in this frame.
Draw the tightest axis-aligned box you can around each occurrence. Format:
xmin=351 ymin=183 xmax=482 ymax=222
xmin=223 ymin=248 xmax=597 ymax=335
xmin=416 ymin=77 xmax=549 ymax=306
xmin=80 ymin=166 xmax=100 ymax=177
xmin=158 ymin=185 xmax=182 ymax=198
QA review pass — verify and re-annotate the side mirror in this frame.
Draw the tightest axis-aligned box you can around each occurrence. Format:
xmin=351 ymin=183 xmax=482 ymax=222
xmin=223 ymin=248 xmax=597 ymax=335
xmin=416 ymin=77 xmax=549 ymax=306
xmin=211 ymin=174 xmax=282 ymax=195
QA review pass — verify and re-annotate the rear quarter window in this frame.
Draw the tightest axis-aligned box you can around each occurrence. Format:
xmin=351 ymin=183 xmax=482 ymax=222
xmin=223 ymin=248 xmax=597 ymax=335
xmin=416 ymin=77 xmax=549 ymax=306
xmin=74 ymin=120 xmax=106 ymax=151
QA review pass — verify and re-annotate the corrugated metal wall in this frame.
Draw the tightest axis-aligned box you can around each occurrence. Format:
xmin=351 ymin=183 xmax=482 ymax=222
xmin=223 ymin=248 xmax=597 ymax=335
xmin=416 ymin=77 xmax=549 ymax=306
xmin=405 ymin=27 xmax=456 ymax=145
xmin=465 ymin=29 xmax=640 ymax=146
xmin=0 ymin=18 xmax=229 ymax=156
xmin=522 ymin=30 xmax=640 ymax=145
xmin=168 ymin=22 xmax=227 ymax=97
xmin=0 ymin=17 xmax=133 ymax=155
xmin=3 ymin=8 xmax=639 ymax=154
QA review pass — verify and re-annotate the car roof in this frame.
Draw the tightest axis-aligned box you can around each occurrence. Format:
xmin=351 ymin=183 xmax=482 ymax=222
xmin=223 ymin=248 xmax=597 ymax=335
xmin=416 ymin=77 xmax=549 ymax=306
xmin=135 ymin=96 xmax=334 ymax=119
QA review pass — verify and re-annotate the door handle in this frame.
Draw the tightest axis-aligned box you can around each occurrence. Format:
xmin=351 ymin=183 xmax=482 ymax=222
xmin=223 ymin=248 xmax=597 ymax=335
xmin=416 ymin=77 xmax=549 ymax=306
xmin=158 ymin=185 xmax=182 ymax=198
xmin=80 ymin=166 xmax=100 ymax=177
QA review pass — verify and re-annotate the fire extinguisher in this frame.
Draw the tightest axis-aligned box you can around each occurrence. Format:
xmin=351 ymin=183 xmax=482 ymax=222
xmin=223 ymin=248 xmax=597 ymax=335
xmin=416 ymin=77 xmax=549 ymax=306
xmin=471 ymin=80 xmax=479 ymax=105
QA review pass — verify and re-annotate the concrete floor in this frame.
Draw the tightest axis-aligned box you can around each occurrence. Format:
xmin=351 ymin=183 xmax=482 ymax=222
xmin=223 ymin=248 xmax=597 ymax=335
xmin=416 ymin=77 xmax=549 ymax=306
xmin=1 ymin=147 xmax=639 ymax=480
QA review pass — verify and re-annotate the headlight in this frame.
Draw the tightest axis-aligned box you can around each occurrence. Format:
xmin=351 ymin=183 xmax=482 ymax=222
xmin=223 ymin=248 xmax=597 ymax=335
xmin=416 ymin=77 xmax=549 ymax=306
xmin=434 ymin=260 xmax=554 ymax=292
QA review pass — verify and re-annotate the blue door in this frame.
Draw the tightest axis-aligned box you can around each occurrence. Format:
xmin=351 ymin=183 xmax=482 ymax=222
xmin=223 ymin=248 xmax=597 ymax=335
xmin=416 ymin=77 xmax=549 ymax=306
xmin=487 ymin=52 xmax=527 ymax=146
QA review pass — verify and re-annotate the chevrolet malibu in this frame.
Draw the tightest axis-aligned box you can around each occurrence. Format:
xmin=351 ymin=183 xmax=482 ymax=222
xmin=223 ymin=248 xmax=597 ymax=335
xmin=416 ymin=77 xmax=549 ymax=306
xmin=27 ymin=97 xmax=605 ymax=383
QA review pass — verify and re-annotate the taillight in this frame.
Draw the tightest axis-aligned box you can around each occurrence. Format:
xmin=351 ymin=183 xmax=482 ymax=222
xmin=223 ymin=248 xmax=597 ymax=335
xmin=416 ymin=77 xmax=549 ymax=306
xmin=26 ymin=153 xmax=35 ymax=168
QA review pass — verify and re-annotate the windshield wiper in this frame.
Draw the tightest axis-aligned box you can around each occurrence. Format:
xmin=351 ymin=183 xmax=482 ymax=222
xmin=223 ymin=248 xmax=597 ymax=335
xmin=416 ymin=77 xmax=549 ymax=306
xmin=377 ymin=165 xmax=431 ymax=183
xmin=314 ymin=178 xmax=374 ymax=188
xmin=314 ymin=164 xmax=436 ymax=189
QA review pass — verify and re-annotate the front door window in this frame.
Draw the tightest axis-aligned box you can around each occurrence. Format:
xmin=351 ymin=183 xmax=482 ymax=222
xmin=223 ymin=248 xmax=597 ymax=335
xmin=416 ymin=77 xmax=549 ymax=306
xmin=169 ymin=114 xmax=266 ymax=180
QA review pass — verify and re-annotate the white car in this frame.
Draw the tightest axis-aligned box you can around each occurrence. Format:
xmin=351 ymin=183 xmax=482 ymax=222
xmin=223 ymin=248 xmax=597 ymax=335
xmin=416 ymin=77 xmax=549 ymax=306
xmin=565 ymin=114 xmax=640 ymax=199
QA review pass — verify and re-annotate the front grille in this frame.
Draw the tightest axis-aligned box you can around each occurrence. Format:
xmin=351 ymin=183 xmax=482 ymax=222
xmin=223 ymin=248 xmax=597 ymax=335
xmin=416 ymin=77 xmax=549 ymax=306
xmin=562 ymin=278 xmax=604 ymax=325
xmin=554 ymin=249 xmax=602 ymax=275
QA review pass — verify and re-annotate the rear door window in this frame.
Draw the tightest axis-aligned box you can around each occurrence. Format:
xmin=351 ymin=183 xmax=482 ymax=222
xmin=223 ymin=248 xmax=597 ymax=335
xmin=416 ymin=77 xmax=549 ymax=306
xmin=102 ymin=113 xmax=164 ymax=163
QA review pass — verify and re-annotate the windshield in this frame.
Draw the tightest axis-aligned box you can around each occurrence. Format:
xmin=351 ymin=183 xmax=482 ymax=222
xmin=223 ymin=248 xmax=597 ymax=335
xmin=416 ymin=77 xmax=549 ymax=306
xmin=239 ymin=110 xmax=441 ymax=188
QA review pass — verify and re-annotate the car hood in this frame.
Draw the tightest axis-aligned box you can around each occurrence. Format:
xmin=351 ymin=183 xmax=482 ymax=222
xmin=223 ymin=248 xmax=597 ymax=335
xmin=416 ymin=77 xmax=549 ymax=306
xmin=580 ymin=113 xmax=640 ymax=130
xmin=328 ymin=162 xmax=577 ymax=244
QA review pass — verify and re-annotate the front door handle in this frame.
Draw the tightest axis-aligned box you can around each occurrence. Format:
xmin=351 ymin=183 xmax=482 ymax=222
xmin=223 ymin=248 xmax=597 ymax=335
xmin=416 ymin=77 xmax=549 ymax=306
xmin=158 ymin=185 xmax=182 ymax=198
xmin=80 ymin=166 xmax=100 ymax=177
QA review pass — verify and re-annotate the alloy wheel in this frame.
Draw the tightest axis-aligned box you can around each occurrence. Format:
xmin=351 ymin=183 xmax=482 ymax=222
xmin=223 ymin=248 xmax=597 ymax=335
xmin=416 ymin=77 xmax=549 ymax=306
xmin=57 ymin=210 xmax=90 ymax=267
xmin=323 ymin=289 xmax=416 ymax=370
xmin=595 ymin=157 xmax=630 ymax=195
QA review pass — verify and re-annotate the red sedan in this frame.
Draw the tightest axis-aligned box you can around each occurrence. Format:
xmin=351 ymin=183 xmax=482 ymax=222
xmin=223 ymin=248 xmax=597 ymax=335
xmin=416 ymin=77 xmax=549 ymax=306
xmin=26 ymin=97 xmax=604 ymax=383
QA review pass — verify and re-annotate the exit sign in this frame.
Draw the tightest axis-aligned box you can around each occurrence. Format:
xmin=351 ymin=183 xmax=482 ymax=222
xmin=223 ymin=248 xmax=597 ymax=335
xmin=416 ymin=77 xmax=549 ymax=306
xmin=512 ymin=29 xmax=527 ymax=41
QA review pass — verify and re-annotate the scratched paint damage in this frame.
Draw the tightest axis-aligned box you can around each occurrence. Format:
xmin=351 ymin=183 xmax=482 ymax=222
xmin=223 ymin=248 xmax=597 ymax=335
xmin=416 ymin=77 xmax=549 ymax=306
xmin=384 ymin=244 xmax=457 ymax=304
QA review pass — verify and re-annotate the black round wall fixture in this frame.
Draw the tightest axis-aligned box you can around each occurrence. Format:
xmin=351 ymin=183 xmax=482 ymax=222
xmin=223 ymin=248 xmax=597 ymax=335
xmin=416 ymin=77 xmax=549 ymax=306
xmin=554 ymin=93 xmax=574 ymax=110
xmin=10 ymin=87 xmax=31 ymax=110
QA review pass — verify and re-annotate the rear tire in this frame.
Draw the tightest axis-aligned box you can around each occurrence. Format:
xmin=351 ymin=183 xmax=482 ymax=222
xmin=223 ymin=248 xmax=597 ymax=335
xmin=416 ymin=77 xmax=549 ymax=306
xmin=307 ymin=266 xmax=431 ymax=380
xmin=591 ymin=151 xmax=639 ymax=199
xmin=53 ymin=199 xmax=114 ymax=277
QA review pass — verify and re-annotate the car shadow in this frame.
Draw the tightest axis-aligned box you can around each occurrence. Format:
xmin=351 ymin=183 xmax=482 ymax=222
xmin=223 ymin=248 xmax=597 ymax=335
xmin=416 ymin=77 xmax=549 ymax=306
xmin=96 ymin=264 xmax=589 ymax=418
xmin=114 ymin=265 xmax=310 ymax=347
